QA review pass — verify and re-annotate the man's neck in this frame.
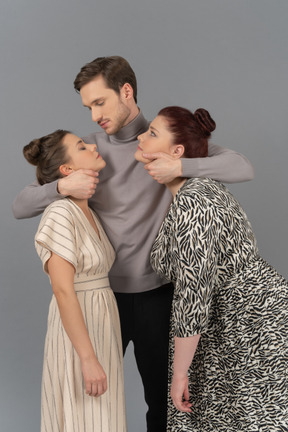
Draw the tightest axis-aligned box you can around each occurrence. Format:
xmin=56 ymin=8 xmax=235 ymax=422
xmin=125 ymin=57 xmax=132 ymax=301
xmin=123 ymin=105 xmax=140 ymax=128
xmin=110 ymin=110 xmax=149 ymax=143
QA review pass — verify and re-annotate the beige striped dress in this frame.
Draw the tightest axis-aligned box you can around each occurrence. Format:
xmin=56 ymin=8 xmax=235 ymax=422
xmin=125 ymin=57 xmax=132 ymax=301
xmin=35 ymin=199 xmax=127 ymax=432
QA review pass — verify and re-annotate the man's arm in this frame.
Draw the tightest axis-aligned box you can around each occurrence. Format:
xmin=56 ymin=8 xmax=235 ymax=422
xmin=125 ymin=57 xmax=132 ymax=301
xmin=182 ymin=143 xmax=254 ymax=183
xmin=143 ymin=143 xmax=254 ymax=184
xmin=12 ymin=170 xmax=99 ymax=219
xmin=12 ymin=181 xmax=61 ymax=219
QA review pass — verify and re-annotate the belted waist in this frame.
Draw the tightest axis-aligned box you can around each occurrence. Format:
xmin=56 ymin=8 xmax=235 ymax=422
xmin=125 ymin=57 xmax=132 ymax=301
xmin=74 ymin=274 xmax=111 ymax=292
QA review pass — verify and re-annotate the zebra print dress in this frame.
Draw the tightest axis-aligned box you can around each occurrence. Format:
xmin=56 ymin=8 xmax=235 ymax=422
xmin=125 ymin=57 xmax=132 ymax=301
xmin=150 ymin=178 xmax=288 ymax=432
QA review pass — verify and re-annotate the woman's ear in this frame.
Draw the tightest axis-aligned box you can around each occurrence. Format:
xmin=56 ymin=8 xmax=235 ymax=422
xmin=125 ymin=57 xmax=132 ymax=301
xmin=59 ymin=164 xmax=73 ymax=176
xmin=172 ymin=144 xmax=185 ymax=159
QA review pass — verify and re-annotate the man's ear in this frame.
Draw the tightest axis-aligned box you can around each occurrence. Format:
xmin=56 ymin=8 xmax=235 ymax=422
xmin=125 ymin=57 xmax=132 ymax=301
xmin=121 ymin=83 xmax=134 ymax=101
xmin=172 ymin=144 xmax=185 ymax=159
xmin=59 ymin=164 xmax=73 ymax=176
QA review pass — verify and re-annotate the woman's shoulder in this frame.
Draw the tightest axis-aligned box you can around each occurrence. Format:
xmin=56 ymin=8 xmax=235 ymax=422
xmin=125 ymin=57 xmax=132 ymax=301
xmin=182 ymin=177 xmax=222 ymax=192
xmin=36 ymin=199 xmax=78 ymax=245
xmin=176 ymin=178 xmax=244 ymax=223
xmin=181 ymin=178 xmax=232 ymax=201
xmin=39 ymin=199 xmax=77 ymax=229
xmin=176 ymin=178 xmax=217 ymax=204
xmin=172 ymin=178 xmax=232 ymax=221
xmin=43 ymin=198 xmax=75 ymax=215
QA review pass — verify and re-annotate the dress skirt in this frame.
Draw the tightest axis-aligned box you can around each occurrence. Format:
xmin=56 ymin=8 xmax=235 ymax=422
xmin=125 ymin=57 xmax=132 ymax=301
xmin=41 ymin=277 xmax=126 ymax=432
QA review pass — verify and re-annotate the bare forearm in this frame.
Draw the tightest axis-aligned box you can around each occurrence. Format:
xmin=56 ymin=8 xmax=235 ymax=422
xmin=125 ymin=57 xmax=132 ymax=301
xmin=55 ymin=290 xmax=107 ymax=396
xmin=47 ymin=254 xmax=106 ymax=396
xmin=55 ymin=291 xmax=96 ymax=361
xmin=170 ymin=334 xmax=200 ymax=412
xmin=173 ymin=335 xmax=201 ymax=377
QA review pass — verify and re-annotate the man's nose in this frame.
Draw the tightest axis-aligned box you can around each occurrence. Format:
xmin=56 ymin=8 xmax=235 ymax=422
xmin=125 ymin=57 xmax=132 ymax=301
xmin=91 ymin=107 xmax=102 ymax=123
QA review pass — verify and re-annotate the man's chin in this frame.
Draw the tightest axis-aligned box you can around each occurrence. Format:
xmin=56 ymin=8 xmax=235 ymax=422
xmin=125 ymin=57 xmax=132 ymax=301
xmin=102 ymin=123 xmax=120 ymax=135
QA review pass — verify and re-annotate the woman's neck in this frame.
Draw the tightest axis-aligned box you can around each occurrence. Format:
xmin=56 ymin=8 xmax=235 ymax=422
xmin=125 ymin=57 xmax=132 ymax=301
xmin=68 ymin=196 xmax=101 ymax=239
xmin=166 ymin=177 xmax=186 ymax=198
xmin=69 ymin=197 xmax=89 ymax=212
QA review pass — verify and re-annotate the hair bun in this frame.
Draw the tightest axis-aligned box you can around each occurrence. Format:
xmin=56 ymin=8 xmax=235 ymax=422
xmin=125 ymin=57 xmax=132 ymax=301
xmin=23 ymin=138 xmax=42 ymax=166
xmin=194 ymin=108 xmax=216 ymax=136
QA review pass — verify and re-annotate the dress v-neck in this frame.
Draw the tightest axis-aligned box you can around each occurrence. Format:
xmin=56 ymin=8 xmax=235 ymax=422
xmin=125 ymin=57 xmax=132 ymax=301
xmin=89 ymin=208 xmax=102 ymax=242
xmin=68 ymin=199 xmax=102 ymax=242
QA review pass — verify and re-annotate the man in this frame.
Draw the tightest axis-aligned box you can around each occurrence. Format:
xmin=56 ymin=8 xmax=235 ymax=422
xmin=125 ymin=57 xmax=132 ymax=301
xmin=13 ymin=56 xmax=254 ymax=432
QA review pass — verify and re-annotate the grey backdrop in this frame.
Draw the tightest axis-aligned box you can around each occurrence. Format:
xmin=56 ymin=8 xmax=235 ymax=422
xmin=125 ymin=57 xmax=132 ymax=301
xmin=1 ymin=1 xmax=287 ymax=431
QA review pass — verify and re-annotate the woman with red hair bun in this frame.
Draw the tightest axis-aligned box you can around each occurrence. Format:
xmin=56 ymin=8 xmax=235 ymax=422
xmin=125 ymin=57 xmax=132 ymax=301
xmin=135 ymin=106 xmax=288 ymax=432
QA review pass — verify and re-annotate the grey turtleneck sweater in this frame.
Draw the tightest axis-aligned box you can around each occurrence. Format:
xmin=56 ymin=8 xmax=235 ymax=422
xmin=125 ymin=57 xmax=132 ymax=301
xmin=12 ymin=111 xmax=254 ymax=293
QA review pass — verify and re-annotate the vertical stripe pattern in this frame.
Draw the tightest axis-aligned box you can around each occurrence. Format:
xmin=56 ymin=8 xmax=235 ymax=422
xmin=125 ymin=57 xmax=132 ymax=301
xmin=35 ymin=199 xmax=127 ymax=432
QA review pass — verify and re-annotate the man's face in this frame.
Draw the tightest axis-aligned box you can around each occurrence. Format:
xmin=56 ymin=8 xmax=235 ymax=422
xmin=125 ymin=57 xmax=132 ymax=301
xmin=80 ymin=75 xmax=133 ymax=135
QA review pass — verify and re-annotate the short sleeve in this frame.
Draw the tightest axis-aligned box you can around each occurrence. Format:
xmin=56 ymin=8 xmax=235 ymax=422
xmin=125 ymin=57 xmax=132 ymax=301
xmin=35 ymin=202 xmax=78 ymax=274
xmin=172 ymin=193 xmax=219 ymax=338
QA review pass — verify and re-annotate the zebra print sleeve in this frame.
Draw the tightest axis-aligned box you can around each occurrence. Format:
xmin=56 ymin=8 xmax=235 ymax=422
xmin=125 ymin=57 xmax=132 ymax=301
xmin=172 ymin=193 xmax=220 ymax=338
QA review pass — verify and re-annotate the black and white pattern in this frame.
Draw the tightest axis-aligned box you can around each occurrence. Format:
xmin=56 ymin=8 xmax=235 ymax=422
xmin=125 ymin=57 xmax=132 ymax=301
xmin=151 ymin=178 xmax=288 ymax=432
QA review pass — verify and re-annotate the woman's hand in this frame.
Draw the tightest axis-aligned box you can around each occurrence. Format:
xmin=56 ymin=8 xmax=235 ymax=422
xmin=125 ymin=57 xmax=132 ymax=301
xmin=171 ymin=373 xmax=192 ymax=413
xmin=81 ymin=356 xmax=107 ymax=397
xmin=171 ymin=334 xmax=200 ymax=412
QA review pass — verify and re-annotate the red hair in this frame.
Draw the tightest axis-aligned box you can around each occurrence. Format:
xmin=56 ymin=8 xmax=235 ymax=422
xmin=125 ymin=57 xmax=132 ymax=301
xmin=158 ymin=106 xmax=216 ymax=158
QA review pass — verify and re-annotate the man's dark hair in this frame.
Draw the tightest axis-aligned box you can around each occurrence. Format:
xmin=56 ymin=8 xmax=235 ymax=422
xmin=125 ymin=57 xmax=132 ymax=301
xmin=74 ymin=56 xmax=138 ymax=103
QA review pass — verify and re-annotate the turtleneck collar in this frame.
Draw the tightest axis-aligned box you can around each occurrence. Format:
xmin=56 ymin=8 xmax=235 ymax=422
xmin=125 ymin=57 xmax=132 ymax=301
xmin=109 ymin=110 xmax=150 ymax=144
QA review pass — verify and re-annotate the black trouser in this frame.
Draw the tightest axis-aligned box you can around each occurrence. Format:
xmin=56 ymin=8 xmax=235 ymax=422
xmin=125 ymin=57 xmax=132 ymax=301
xmin=115 ymin=283 xmax=174 ymax=432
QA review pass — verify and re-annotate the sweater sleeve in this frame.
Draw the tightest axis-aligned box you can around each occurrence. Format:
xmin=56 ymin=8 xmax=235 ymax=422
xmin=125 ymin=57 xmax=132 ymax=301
xmin=172 ymin=194 xmax=218 ymax=338
xmin=12 ymin=180 xmax=64 ymax=219
xmin=181 ymin=143 xmax=254 ymax=184
xmin=35 ymin=202 xmax=77 ymax=274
